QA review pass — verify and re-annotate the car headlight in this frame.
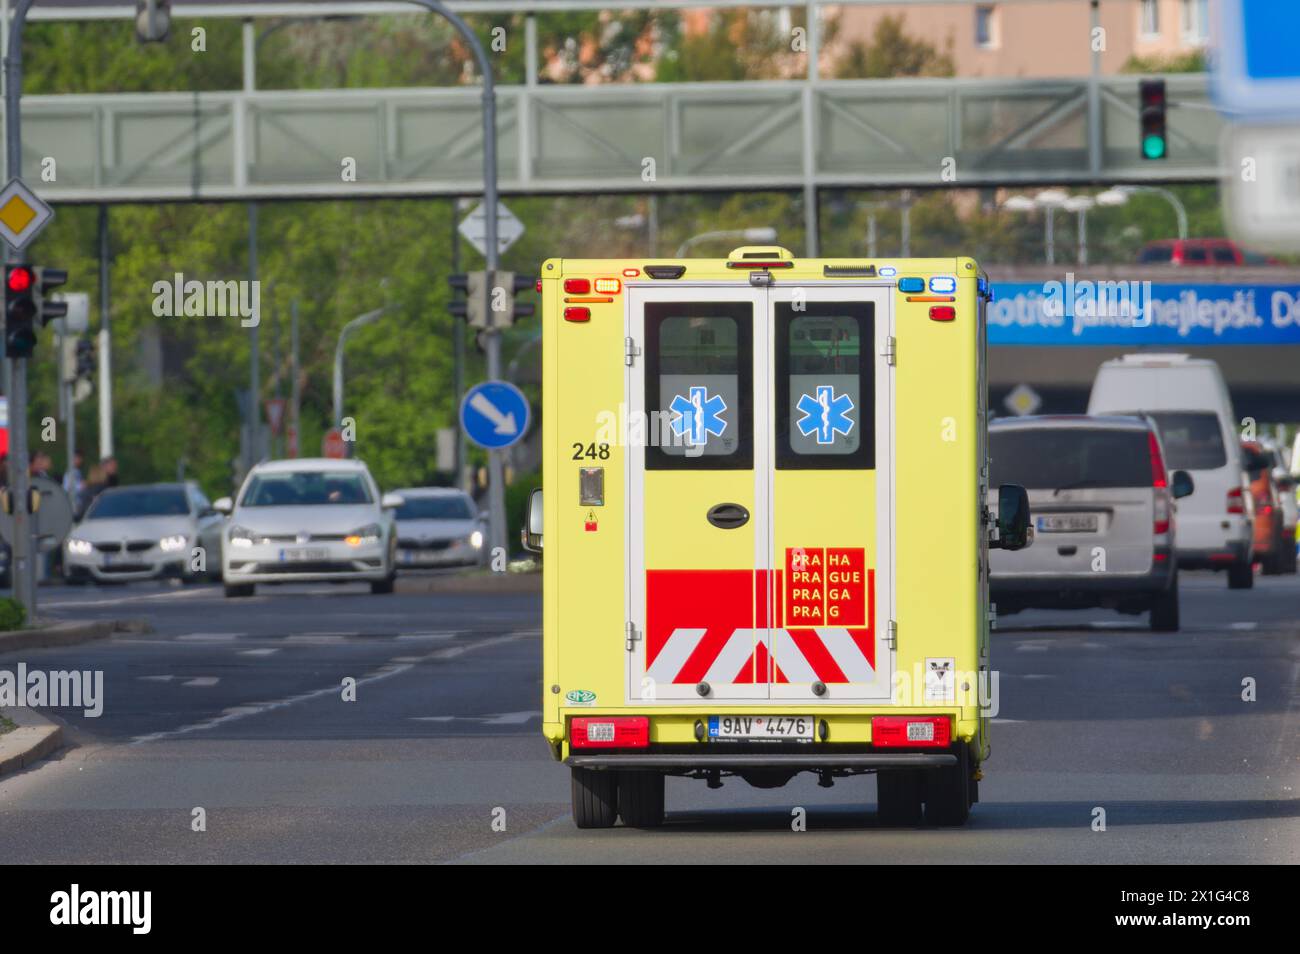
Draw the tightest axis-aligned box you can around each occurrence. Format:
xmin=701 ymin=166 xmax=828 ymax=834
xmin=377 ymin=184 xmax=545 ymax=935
xmin=229 ymin=526 xmax=256 ymax=548
xmin=345 ymin=524 xmax=382 ymax=547
xmin=469 ymin=530 xmax=484 ymax=549
xmin=159 ymin=534 xmax=188 ymax=552
xmin=66 ymin=537 xmax=93 ymax=556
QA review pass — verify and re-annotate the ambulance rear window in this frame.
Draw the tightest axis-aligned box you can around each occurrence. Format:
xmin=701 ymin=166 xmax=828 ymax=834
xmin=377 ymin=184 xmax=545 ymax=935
xmin=775 ymin=304 xmax=874 ymax=469
xmin=645 ymin=302 xmax=753 ymax=469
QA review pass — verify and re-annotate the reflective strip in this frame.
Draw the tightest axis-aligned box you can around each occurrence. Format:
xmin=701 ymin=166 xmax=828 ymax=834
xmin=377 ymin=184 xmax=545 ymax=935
xmin=703 ymin=628 xmax=763 ymax=685
xmin=646 ymin=628 xmax=705 ymax=684
xmin=816 ymin=628 xmax=875 ymax=681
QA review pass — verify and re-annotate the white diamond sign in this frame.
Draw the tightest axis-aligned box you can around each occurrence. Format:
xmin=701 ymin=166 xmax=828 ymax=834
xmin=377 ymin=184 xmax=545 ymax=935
xmin=1004 ymin=383 xmax=1041 ymax=417
xmin=458 ymin=201 xmax=524 ymax=257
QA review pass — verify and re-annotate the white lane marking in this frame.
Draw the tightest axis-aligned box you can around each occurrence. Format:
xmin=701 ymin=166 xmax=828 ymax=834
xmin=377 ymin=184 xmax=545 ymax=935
xmin=237 ymin=648 xmax=279 ymax=656
xmin=1230 ymin=622 xmax=1258 ymax=631
xmin=990 ymin=718 xmax=1026 ymax=724
xmin=411 ymin=710 xmax=540 ymax=725
xmin=40 ymin=587 xmax=217 ymax=610
xmin=181 ymin=677 xmax=220 ymax=687
xmin=1015 ymin=644 xmax=1049 ymax=652
xmin=285 ymin=634 xmax=348 ymax=644
xmin=176 ymin=633 xmax=241 ymax=642
xmin=396 ymin=632 xmax=459 ymax=640
xmin=129 ymin=630 xmax=533 ymax=744
xmin=137 ymin=675 xmax=175 ymax=682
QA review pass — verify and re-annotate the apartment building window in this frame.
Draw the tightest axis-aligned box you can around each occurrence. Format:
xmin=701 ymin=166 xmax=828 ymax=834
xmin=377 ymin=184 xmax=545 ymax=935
xmin=1181 ymin=0 xmax=1209 ymax=42
xmin=1140 ymin=0 xmax=1161 ymax=37
xmin=975 ymin=5 xmax=998 ymax=49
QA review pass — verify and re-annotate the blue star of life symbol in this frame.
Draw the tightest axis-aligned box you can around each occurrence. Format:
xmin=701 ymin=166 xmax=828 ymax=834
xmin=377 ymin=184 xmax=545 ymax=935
xmin=669 ymin=385 xmax=728 ymax=446
xmin=796 ymin=385 xmax=855 ymax=445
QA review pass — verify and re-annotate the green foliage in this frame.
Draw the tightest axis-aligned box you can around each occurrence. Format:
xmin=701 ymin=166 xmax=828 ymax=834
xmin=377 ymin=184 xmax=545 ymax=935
xmin=833 ymin=14 xmax=956 ymax=79
xmin=0 ymin=598 xmax=26 ymax=632
xmin=1121 ymin=51 xmax=1207 ymax=74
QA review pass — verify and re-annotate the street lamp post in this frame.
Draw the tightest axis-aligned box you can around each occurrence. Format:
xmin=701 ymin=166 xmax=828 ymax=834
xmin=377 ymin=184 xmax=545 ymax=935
xmin=1063 ymin=195 xmax=1096 ymax=266
xmin=332 ymin=306 xmax=389 ymax=433
xmin=1096 ymin=185 xmax=1188 ymax=240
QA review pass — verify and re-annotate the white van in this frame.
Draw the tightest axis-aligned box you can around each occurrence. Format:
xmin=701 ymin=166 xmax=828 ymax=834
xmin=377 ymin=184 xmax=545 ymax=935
xmin=1087 ymin=354 xmax=1253 ymax=589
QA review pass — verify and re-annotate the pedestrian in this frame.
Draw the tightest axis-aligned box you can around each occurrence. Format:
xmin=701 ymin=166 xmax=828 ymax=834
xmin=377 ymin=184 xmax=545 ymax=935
xmin=63 ymin=451 xmax=87 ymax=515
xmin=101 ymin=456 xmax=119 ymax=488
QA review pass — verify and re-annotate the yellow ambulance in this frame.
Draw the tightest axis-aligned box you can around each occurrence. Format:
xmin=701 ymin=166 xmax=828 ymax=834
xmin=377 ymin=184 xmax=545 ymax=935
xmin=523 ymin=245 xmax=1029 ymax=828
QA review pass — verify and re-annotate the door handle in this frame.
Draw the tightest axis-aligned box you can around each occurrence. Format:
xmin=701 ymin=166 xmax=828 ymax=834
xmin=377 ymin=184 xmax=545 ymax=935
xmin=707 ymin=503 xmax=750 ymax=530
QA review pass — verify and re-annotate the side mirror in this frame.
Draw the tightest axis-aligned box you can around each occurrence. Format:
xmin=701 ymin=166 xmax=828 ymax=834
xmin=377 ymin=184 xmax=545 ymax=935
xmin=1170 ymin=469 xmax=1194 ymax=499
xmin=380 ymin=493 xmax=405 ymax=510
xmin=992 ymin=484 xmax=1031 ymax=550
xmin=213 ymin=496 xmax=233 ymax=515
xmin=521 ymin=488 xmax=543 ymax=553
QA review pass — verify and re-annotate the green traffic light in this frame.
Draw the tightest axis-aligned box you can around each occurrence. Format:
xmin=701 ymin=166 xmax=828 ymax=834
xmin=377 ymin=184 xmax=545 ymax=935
xmin=1142 ymin=134 xmax=1166 ymax=160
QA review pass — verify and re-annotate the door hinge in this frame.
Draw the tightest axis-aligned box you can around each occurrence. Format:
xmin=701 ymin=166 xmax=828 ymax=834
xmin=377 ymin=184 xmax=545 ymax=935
xmin=625 ymin=336 xmax=641 ymax=366
xmin=625 ymin=621 xmax=641 ymax=652
xmin=886 ymin=619 xmax=897 ymax=649
xmin=882 ymin=335 xmax=896 ymax=366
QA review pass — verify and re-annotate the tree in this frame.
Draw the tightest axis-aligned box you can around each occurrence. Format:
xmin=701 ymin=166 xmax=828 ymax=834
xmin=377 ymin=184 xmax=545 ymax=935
xmin=831 ymin=14 xmax=956 ymax=79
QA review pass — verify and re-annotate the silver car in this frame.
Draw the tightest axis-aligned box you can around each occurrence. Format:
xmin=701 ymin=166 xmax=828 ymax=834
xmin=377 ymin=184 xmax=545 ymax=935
xmin=391 ymin=488 xmax=486 ymax=569
xmin=988 ymin=415 xmax=1193 ymax=632
xmin=216 ymin=458 xmax=401 ymax=597
xmin=64 ymin=482 xmax=225 ymax=584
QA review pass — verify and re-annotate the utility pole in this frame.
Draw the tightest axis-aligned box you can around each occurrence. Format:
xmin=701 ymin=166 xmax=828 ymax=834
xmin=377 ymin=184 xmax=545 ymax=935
xmin=289 ymin=298 xmax=300 ymax=458
xmin=451 ymin=197 xmax=466 ymax=492
xmin=247 ymin=202 xmax=260 ymax=470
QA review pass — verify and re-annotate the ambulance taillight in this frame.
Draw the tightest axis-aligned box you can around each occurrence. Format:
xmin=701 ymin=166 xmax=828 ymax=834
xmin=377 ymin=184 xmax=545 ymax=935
xmin=564 ymin=307 xmax=591 ymax=323
xmin=564 ymin=278 xmax=591 ymax=294
xmin=571 ymin=717 xmax=650 ymax=748
xmin=871 ymin=716 xmax=952 ymax=748
xmin=593 ymin=277 xmax=621 ymax=294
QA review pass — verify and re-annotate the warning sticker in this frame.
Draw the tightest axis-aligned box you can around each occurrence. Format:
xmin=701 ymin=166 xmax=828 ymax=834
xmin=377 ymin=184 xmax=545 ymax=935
xmin=925 ymin=657 xmax=956 ymax=703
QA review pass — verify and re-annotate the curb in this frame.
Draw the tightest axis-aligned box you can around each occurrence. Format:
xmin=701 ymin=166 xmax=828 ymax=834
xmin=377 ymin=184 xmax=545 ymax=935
xmin=395 ymin=570 xmax=541 ymax=595
xmin=0 ymin=618 xmax=150 ymax=655
xmin=0 ymin=706 xmax=63 ymax=778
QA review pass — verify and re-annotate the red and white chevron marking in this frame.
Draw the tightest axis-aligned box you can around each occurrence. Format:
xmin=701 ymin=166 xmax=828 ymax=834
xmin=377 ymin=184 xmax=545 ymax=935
xmin=644 ymin=564 xmax=875 ymax=685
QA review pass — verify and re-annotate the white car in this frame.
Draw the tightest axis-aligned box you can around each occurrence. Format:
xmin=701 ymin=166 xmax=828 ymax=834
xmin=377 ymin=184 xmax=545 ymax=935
xmin=391 ymin=487 xmax=486 ymax=568
xmin=64 ymin=482 xmax=225 ymax=584
xmin=216 ymin=458 xmax=402 ymax=597
xmin=1088 ymin=354 xmax=1255 ymax=589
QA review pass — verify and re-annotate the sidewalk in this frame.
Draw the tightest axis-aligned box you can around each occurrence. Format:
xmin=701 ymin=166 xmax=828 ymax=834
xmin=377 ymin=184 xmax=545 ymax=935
xmin=0 ymin=617 xmax=150 ymax=655
xmin=0 ymin=706 xmax=62 ymax=778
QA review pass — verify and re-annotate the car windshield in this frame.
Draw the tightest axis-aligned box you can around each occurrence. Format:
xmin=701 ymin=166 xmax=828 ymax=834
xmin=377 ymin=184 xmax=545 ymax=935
xmin=85 ymin=487 xmax=189 ymax=519
xmin=240 ymin=471 xmax=373 ymax=507
xmin=1123 ymin=411 xmax=1227 ymax=470
xmin=394 ymin=496 xmax=474 ymax=520
xmin=990 ymin=427 xmax=1152 ymax=490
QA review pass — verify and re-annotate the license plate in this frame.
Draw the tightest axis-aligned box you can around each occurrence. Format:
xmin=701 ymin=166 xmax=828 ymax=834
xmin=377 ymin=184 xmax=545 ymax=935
xmin=1036 ymin=514 xmax=1099 ymax=533
xmin=708 ymin=715 xmax=814 ymax=741
xmin=279 ymin=548 xmax=328 ymax=562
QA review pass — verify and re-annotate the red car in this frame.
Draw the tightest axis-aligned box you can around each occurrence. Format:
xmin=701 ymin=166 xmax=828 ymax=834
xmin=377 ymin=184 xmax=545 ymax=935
xmin=1138 ymin=238 xmax=1279 ymax=267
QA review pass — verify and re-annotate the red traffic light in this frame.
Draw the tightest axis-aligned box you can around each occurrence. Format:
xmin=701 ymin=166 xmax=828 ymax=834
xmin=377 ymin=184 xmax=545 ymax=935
xmin=6 ymin=266 xmax=33 ymax=293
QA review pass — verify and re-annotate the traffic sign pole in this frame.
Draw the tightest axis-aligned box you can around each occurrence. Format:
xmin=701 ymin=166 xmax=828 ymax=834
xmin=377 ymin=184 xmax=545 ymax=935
xmin=5 ymin=0 xmax=37 ymax=612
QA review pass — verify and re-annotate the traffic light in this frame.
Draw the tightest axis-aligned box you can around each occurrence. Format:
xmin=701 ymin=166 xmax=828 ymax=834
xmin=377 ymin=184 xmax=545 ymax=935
xmin=36 ymin=267 xmax=68 ymax=323
xmin=5 ymin=264 xmax=38 ymax=358
xmin=75 ymin=336 xmax=96 ymax=379
xmin=448 ymin=272 xmax=536 ymax=330
xmin=1139 ymin=79 xmax=1167 ymax=160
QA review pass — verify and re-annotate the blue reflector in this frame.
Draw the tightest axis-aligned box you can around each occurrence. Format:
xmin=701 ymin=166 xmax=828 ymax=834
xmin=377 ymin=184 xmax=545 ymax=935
xmin=897 ymin=277 xmax=924 ymax=293
xmin=879 ymin=266 xmax=897 ymax=277
xmin=929 ymin=276 xmax=956 ymax=294
xmin=977 ymin=276 xmax=994 ymax=301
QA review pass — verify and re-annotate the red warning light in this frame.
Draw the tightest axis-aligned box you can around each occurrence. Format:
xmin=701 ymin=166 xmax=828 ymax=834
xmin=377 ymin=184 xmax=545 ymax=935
xmin=6 ymin=266 xmax=33 ymax=293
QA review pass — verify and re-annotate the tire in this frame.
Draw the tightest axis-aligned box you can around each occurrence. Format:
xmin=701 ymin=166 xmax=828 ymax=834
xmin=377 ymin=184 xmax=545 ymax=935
xmin=924 ymin=743 xmax=972 ymax=827
xmin=877 ymin=769 xmax=923 ymax=827
xmin=571 ymin=766 xmax=618 ymax=829
xmin=618 ymin=771 xmax=665 ymax=828
xmin=224 ymin=583 xmax=254 ymax=598
xmin=370 ymin=576 xmax=395 ymax=595
xmin=1149 ymin=575 xmax=1180 ymax=632
xmin=1227 ymin=558 xmax=1254 ymax=590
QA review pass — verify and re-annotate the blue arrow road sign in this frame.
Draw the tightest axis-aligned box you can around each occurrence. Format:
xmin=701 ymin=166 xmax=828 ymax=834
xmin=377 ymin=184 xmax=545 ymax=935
xmin=460 ymin=381 xmax=530 ymax=450
xmin=1212 ymin=0 xmax=1300 ymax=118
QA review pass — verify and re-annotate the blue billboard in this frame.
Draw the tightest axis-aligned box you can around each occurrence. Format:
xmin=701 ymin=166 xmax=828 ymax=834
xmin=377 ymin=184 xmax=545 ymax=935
xmin=988 ymin=280 xmax=1300 ymax=346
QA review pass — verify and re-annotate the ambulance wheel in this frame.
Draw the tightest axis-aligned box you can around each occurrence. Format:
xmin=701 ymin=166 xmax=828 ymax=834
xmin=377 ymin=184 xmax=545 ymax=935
xmin=876 ymin=770 xmax=923 ymax=827
xmin=1227 ymin=559 xmax=1254 ymax=590
xmin=618 ymin=771 xmax=665 ymax=828
xmin=571 ymin=767 xmax=619 ymax=829
xmin=224 ymin=583 xmax=254 ymax=598
xmin=924 ymin=743 xmax=972 ymax=827
xmin=1149 ymin=576 xmax=1179 ymax=632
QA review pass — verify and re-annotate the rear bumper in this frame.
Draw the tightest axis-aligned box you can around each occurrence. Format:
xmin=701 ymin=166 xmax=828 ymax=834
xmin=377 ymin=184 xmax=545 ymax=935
xmin=992 ymin=563 xmax=1173 ymax=608
xmin=566 ymin=752 xmax=957 ymax=771
xmin=1176 ymin=541 xmax=1251 ymax=570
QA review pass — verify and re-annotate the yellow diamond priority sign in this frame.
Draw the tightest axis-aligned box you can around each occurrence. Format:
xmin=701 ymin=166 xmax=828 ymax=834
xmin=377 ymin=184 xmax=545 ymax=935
xmin=0 ymin=178 xmax=53 ymax=251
